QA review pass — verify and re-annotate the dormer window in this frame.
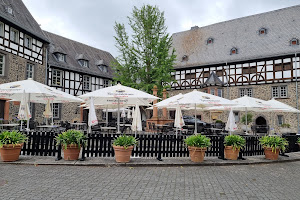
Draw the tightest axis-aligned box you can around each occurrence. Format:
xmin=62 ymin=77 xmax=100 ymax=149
xmin=78 ymin=59 xmax=89 ymax=67
xmin=182 ymin=55 xmax=188 ymax=62
xmin=230 ymin=48 xmax=238 ymax=55
xmin=290 ymin=38 xmax=299 ymax=46
xmin=55 ymin=53 xmax=66 ymax=62
xmin=259 ymin=28 xmax=267 ymax=35
xmin=6 ymin=7 xmax=13 ymax=15
xmin=98 ymin=65 xmax=108 ymax=73
xmin=24 ymin=35 xmax=32 ymax=49
xmin=207 ymin=38 xmax=214 ymax=44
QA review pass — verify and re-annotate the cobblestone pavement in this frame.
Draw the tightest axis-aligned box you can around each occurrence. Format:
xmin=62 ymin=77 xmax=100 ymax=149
xmin=1 ymin=162 xmax=300 ymax=200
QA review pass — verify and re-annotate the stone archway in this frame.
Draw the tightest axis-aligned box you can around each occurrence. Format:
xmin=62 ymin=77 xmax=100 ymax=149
xmin=256 ymin=116 xmax=267 ymax=126
xmin=255 ymin=116 xmax=269 ymax=134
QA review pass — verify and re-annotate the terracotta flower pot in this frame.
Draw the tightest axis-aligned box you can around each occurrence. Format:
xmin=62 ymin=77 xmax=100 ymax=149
xmin=264 ymin=147 xmax=280 ymax=160
xmin=63 ymin=144 xmax=81 ymax=161
xmin=188 ymin=146 xmax=207 ymax=163
xmin=224 ymin=146 xmax=240 ymax=160
xmin=113 ymin=145 xmax=134 ymax=163
xmin=0 ymin=143 xmax=23 ymax=162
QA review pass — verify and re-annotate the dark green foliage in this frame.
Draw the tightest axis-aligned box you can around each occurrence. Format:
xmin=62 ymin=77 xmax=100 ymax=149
xmin=112 ymin=5 xmax=176 ymax=96
xmin=113 ymin=135 xmax=137 ymax=149
xmin=0 ymin=130 xmax=27 ymax=147
xmin=241 ymin=113 xmax=253 ymax=125
xmin=215 ymin=120 xmax=223 ymax=123
xmin=297 ymin=137 xmax=300 ymax=144
xmin=184 ymin=134 xmax=211 ymax=148
xmin=224 ymin=135 xmax=246 ymax=151
xmin=259 ymin=136 xmax=288 ymax=152
xmin=56 ymin=130 xmax=87 ymax=149
xmin=281 ymin=123 xmax=290 ymax=128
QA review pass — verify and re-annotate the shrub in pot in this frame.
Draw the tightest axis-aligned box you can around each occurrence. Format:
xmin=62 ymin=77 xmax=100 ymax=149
xmin=184 ymin=134 xmax=211 ymax=162
xmin=56 ymin=130 xmax=87 ymax=161
xmin=280 ymin=123 xmax=291 ymax=134
xmin=0 ymin=130 xmax=27 ymax=162
xmin=259 ymin=136 xmax=288 ymax=160
xmin=241 ymin=113 xmax=253 ymax=132
xmin=113 ymin=135 xmax=137 ymax=163
xmin=224 ymin=135 xmax=246 ymax=160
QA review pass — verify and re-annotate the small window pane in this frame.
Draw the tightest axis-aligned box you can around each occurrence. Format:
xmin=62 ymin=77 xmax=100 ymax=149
xmin=10 ymin=29 xmax=18 ymax=43
xmin=280 ymin=86 xmax=287 ymax=98
xmin=210 ymin=89 xmax=215 ymax=95
xmin=272 ymin=87 xmax=279 ymax=98
xmin=52 ymin=70 xmax=62 ymax=86
xmin=83 ymin=76 xmax=91 ymax=90
xmin=277 ymin=115 xmax=284 ymax=126
xmin=234 ymin=112 xmax=239 ymax=122
xmin=217 ymin=89 xmax=222 ymax=97
xmin=24 ymin=36 xmax=32 ymax=48
xmin=0 ymin=54 xmax=5 ymax=76
xmin=53 ymin=103 xmax=60 ymax=119
xmin=26 ymin=63 xmax=34 ymax=79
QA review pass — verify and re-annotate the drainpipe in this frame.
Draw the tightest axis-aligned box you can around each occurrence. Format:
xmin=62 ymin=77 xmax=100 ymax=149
xmin=226 ymin=62 xmax=229 ymax=99
xmin=295 ymin=53 xmax=299 ymax=134
xmin=45 ymin=47 xmax=48 ymax=85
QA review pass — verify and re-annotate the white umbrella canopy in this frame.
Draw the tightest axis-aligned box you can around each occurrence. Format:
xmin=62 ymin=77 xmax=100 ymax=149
xmin=131 ymin=104 xmax=142 ymax=136
xmin=0 ymin=79 xmax=83 ymax=103
xmin=79 ymin=83 xmax=158 ymax=133
xmin=265 ymin=98 xmax=300 ymax=113
xmin=225 ymin=109 xmax=237 ymax=134
xmin=43 ymin=100 xmax=53 ymax=119
xmin=155 ymin=93 xmax=184 ymax=108
xmin=88 ymin=97 xmax=98 ymax=133
xmin=127 ymin=110 xmax=131 ymax=119
xmin=18 ymin=91 xmax=31 ymax=130
xmin=174 ymin=103 xmax=185 ymax=136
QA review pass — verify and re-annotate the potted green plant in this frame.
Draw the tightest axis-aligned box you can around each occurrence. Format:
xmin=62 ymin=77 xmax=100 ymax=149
xmin=0 ymin=130 xmax=27 ymax=162
xmin=184 ymin=134 xmax=211 ymax=162
xmin=259 ymin=136 xmax=288 ymax=160
xmin=297 ymin=138 xmax=300 ymax=149
xmin=280 ymin=123 xmax=291 ymax=134
xmin=56 ymin=130 xmax=87 ymax=161
xmin=224 ymin=135 xmax=246 ymax=160
xmin=241 ymin=113 xmax=253 ymax=132
xmin=113 ymin=135 xmax=137 ymax=163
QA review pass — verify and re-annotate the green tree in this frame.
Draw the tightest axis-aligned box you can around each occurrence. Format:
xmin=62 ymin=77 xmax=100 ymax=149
xmin=113 ymin=5 xmax=176 ymax=96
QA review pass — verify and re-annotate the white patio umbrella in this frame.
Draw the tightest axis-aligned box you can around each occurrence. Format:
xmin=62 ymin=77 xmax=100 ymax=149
xmin=88 ymin=97 xmax=98 ymax=133
xmin=225 ymin=109 xmax=237 ymax=135
xmin=17 ymin=90 xmax=31 ymax=130
xmin=79 ymin=83 xmax=158 ymax=133
xmin=158 ymin=89 xmax=236 ymax=134
xmin=131 ymin=104 xmax=142 ymax=137
xmin=43 ymin=100 xmax=53 ymax=125
xmin=174 ymin=103 xmax=185 ymax=137
xmin=127 ymin=110 xmax=131 ymax=119
xmin=155 ymin=93 xmax=184 ymax=108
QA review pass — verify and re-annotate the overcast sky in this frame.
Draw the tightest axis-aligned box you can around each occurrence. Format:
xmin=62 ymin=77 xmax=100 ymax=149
xmin=23 ymin=0 xmax=300 ymax=58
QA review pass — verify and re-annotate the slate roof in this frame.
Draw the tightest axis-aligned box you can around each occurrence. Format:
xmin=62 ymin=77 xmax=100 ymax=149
xmin=43 ymin=31 xmax=115 ymax=79
xmin=172 ymin=5 xmax=300 ymax=69
xmin=204 ymin=72 xmax=224 ymax=86
xmin=0 ymin=0 xmax=48 ymax=43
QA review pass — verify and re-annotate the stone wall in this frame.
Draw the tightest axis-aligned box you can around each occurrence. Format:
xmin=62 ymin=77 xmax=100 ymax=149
xmin=168 ymin=82 xmax=300 ymax=134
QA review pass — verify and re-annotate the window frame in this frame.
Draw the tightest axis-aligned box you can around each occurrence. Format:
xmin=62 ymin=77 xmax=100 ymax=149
xmin=277 ymin=115 xmax=284 ymax=126
xmin=0 ymin=54 xmax=5 ymax=76
xmin=24 ymin=35 xmax=32 ymax=49
xmin=0 ymin=22 xmax=4 ymax=37
xmin=52 ymin=103 xmax=61 ymax=119
xmin=55 ymin=53 xmax=66 ymax=62
xmin=10 ymin=28 xmax=19 ymax=43
xmin=239 ymin=88 xmax=253 ymax=97
xmin=26 ymin=63 xmax=34 ymax=79
xmin=79 ymin=59 xmax=89 ymax=67
xmin=83 ymin=75 xmax=91 ymax=90
xmin=52 ymin=69 xmax=63 ymax=86
xmin=272 ymin=85 xmax=288 ymax=98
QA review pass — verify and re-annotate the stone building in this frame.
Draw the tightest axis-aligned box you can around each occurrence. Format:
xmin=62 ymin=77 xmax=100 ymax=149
xmin=0 ymin=0 xmax=115 ymax=123
xmin=169 ymin=5 xmax=300 ymax=134
xmin=0 ymin=0 xmax=49 ymax=122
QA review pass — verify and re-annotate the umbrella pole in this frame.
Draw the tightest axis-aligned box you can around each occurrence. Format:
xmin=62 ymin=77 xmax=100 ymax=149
xmin=26 ymin=93 xmax=30 ymax=131
xmin=20 ymin=120 xmax=22 ymax=131
xmin=106 ymin=105 xmax=108 ymax=126
xmin=194 ymin=103 xmax=197 ymax=134
xmin=245 ymin=108 xmax=248 ymax=134
xmin=51 ymin=100 xmax=54 ymax=125
xmin=117 ymin=98 xmax=120 ymax=133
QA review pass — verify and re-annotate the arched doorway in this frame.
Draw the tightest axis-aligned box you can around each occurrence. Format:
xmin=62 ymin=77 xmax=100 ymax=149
xmin=255 ymin=116 xmax=268 ymax=133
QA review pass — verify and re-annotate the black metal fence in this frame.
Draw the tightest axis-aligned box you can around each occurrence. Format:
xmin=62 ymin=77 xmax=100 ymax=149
xmin=19 ymin=131 xmax=300 ymax=160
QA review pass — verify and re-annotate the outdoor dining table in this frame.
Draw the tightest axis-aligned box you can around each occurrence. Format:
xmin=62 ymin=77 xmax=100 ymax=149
xmin=36 ymin=125 xmax=60 ymax=131
xmin=0 ymin=123 xmax=19 ymax=130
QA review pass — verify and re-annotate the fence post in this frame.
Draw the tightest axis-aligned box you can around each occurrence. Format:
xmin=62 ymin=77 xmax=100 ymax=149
xmin=218 ymin=135 xmax=225 ymax=160
xmin=80 ymin=146 xmax=86 ymax=161
xmin=55 ymin=145 xmax=62 ymax=161
xmin=156 ymin=132 xmax=163 ymax=161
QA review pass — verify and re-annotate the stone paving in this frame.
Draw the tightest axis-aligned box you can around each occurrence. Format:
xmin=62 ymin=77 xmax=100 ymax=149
xmin=1 ymin=161 xmax=300 ymax=200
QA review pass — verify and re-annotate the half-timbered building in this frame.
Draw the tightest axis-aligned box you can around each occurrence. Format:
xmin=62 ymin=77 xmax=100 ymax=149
xmin=0 ymin=0 xmax=49 ymax=122
xmin=43 ymin=31 xmax=115 ymax=122
xmin=170 ymin=5 xmax=300 ymax=133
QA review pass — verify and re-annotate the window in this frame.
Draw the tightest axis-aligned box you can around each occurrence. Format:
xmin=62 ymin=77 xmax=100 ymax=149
xmin=0 ymin=54 xmax=5 ymax=76
xmin=272 ymin=86 xmax=287 ymax=98
xmin=52 ymin=69 xmax=62 ymax=86
xmin=217 ymin=89 xmax=222 ymax=97
xmin=242 ymin=67 xmax=256 ymax=74
xmin=185 ymin=73 xmax=196 ymax=79
xmin=6 ymin=7 xmax=13 ymax=14
xmin=230 ymin=48 xmax=238 ymax=55
xmin=83 ymin=75 xmax=91 ymax=90
xmin=26 ymin=63 xmax=34 ymax=79
xmin=203 ymin=71 xmax=210 ymax=78
xmin=259 ymin=28 xmax=267 ymax=35
xmin=290 ymin=38 xmax=299 ymax=46
xmin=98 ymin=65 xmax=108 ymax=73
xmin=210 ymin=89 xmax=215 ymax=95
xmin=55 ymin=53 xmax=65 ymax=62
xmin=234 ymin=112 xmax=239 ymax=122
xmin=207 ymin=38 xmax=213 ymax=44
xmin=24 ymin=35 xmax=32 ymax=48
xmin=240 ymin=88 xmax=253 ymax=97
xmin=0 ymin=22 xmax=4 ymax=37
xmin=10 ymin=28 xmax=18 ymax=43
xmin=216 ymin=70 xmax=224 ymax=77
xmin=78 ymin=59 xmax=89 ymax=67
xmin=52 ymin=103 xmax=60 ymax=119
xmin=104 ymin=79 xmax=109 ymax=87
xmin=277 ymin=115 xmax=284 ymax=126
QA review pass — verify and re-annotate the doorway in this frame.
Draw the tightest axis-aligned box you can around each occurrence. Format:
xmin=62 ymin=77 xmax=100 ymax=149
xmin=256 ymin=116 xmax=267 ymax=126
xmin=255 ymin=116 xmax=268 ymax=133
xmin=0 ymin=100 xmax=5 ymax=119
